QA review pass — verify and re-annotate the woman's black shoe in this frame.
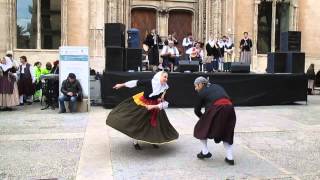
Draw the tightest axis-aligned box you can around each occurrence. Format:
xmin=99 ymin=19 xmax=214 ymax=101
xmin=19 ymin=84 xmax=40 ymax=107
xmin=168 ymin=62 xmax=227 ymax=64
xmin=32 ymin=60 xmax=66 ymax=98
xmin=152 ymin=144 xmax=159 ymax=149
xmin=197 ymin=152 xmax=212 ymax=159
xmin=134 ymin=143 xmax=142 ymax=150
xmin=224 ymin=157 xmax=235 ymax=165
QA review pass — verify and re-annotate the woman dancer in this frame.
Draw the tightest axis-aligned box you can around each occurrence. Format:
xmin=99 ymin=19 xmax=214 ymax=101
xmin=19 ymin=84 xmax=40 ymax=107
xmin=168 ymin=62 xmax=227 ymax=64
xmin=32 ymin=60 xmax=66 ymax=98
xmin=106 ymin=71 xmax=179 ymax=150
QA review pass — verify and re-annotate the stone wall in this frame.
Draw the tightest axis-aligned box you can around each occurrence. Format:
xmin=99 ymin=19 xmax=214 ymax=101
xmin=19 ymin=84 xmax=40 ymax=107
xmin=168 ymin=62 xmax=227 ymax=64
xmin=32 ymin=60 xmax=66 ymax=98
xmin=1 ymin=0 xmax=320 ymax=72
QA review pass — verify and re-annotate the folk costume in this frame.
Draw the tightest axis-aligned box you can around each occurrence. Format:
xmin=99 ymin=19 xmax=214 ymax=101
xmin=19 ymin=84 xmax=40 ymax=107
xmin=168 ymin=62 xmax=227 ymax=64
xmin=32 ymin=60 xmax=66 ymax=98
xmin=106 ymin=72 xmax=179 ymax=146
xmin=0 ymin=57 xmax=19 ymax=109
xmin=144 ymin=32 xmax=162 ymax=67
xmin=18 ymin=62 xmax=35 ymax=104
xmin=224 ymin=37 xmax=234 ymax=62
xmin=193 ymin=77 xmax=236 ymax=165
xmin=240 ymin=37 xmax=253 ymax=64
xmin=205 ymin=40 xmax=221 ymax=72
xmin=160 ymin=42 xmax=180 ymax=71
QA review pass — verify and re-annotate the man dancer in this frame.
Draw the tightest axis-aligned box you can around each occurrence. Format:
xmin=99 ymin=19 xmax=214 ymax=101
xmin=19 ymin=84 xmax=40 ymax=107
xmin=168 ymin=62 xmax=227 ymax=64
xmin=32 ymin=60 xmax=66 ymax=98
xmin=193 ymin=76 xmax=236 ymax=165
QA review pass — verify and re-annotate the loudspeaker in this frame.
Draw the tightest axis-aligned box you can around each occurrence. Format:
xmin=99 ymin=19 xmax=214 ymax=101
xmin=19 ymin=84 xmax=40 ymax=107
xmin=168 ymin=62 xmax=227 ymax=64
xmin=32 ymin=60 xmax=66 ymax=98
xmin=280 ymin=31 xmax=301 ymax=52
xmin=231 ymin=62 xmax=250 ymax=73
xmin=105 ymin=47 xmax=124 ymax=71
xmin=126 ymin=48 xmax=142 ymax=71
xmin=179 ymin=60 xmax=199 ymax=72
xmin=105 ymin=23 xmax=125 ymax=47
xmin=286 ymin=52 xmax=305 ymax=73
xmin=267 ymin=52 xmax=287 ymax=73
xmin=127 ymin=28 xmax=140 ymax=48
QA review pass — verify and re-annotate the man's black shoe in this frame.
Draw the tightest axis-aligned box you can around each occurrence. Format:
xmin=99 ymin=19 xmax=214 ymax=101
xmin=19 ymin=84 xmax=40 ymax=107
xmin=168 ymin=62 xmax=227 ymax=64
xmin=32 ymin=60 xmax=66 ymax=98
xmin=134 ymin=143 xmax=142 ymax=150
xmin=197 ymin=152 xmax=212 ymax=159
xmin=224 ymin=157 xmax=235 ymax=165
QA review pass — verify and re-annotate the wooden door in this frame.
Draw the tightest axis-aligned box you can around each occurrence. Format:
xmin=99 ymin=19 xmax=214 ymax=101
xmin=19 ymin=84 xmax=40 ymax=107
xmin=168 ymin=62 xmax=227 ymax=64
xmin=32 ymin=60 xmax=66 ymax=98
xmin=168 ymin=10 xmax=193 ymax=54
xmin=131 ymin=8 xmax=157 ymax=48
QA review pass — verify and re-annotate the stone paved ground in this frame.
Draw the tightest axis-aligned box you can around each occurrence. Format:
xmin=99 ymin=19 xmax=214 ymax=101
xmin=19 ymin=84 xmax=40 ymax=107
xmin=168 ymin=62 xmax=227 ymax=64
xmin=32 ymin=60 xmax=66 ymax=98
xmin=0 ymin=96 xmax=320 ymax=180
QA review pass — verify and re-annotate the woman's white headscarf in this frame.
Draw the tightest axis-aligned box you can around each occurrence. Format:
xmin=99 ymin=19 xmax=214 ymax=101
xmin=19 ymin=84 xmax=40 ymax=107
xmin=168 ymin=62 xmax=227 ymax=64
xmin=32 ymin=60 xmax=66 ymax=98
xmin=226 ymin=37 xmax=233 ymax=47
xmin=0 ymin=57 xmax=13 ymax=72
xmin=149 ymin=71 xmax=169 ymax=97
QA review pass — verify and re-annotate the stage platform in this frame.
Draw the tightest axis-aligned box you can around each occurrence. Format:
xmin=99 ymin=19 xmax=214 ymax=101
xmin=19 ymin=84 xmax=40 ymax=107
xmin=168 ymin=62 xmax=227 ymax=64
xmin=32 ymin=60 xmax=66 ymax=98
xmin=101 ymin=71 xmax=307 ymax=108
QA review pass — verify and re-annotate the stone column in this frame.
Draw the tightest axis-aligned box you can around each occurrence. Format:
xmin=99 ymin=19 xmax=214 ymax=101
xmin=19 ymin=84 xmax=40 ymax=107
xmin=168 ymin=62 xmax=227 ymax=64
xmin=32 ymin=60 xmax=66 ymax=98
xmin=66 ymin=0 xmax=89 ymax=46
xmin=253 ymin=0 xmax=260 ymax=56
xmin=61 ymin=0 xmax=68 ymax=46
xmin=252 ymin=0 xmax=261 ymax=71
xmin=2 ymin=0 xmax=13 ymax=52
xmin=205 ymin=0 xmax=212 ymax=41
xmin=198 ymin=0 xmax=205 ymax=42
xmin=271 ymin=0 xmax=276 ymax=52
xmin=290 ymin=0 xmax=299 ymax=31
xmin=221 ymin=0 xmax=226 ymax=35
xmin=158 ymin=0 xmax=168 ymax=37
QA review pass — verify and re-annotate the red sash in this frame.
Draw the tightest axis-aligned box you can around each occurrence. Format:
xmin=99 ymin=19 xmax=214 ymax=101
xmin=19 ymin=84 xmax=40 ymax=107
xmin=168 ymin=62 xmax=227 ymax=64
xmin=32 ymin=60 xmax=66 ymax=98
xmin=213 ymin=98 xmax=232 ymax=106
xmin=139 ymin=96 xmax=159 ymax=127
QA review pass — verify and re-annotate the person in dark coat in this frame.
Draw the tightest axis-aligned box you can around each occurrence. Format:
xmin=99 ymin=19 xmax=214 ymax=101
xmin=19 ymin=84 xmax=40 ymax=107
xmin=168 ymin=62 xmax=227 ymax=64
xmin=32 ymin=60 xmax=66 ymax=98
xmin=58 ymin=73 xmax=83 ymax=113
xmin=144 ymin=29 xmax=162 ymax=69
xmin=106 ymin=71 xmax=179 ymax=150
xmin=193 ymin=76 xmax=236 ymax=165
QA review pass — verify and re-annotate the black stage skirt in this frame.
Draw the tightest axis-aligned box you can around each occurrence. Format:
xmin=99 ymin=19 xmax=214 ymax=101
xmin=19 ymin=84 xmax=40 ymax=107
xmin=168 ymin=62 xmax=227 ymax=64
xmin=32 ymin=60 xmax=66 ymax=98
xmin=106 ymin=92 xmax=179 ymax=144
xmin=194 ymin=104 xmax=236 ymax=145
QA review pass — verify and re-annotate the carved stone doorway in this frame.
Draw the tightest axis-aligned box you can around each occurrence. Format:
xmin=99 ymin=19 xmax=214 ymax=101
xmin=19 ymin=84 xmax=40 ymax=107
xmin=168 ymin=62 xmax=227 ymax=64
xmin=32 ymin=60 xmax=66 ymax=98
xmin=131 ymin=8 xmax=157 ymax=48
xmin=168 ymin=10 xmax=193 ymax=55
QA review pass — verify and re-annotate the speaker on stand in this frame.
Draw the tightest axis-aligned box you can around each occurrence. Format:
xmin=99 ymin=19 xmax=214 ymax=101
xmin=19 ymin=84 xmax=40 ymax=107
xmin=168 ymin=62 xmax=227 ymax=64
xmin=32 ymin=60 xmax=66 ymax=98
xmin=267 ymin=52 xmax=287 ymax=73
xmin=104 ymin=23 xmax=126 ymax=72
xmin=126 ymin=48 xmax=142 ymax=71
xmin=105 ymin=46 xmax=125 ymax=71
xmin=105 ymin=23 xmax=125 ymax=47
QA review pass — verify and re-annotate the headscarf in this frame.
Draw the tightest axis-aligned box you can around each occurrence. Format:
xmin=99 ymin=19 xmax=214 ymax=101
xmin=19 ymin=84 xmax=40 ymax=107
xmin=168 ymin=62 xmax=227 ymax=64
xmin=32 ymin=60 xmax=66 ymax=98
xmin=194 ymin=76 xmax=211 ymax=87
xmin=225 ymin=37 xmax=233 ymax=47
xmin=0 ymin=57 xmax=13 ymax=72
xmin=149 ymin=71 xmax=169 ymax=97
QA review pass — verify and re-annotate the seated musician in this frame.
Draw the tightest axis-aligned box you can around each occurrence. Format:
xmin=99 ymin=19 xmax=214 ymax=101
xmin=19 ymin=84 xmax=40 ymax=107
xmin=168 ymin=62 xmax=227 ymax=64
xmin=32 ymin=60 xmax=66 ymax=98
xmin=186 ymin=42 xmax=204 ymax=71
xmin=160 ymin=40 xmax=180 ymax=71
xmin=186 ymin=42 xmax=204 ymax=62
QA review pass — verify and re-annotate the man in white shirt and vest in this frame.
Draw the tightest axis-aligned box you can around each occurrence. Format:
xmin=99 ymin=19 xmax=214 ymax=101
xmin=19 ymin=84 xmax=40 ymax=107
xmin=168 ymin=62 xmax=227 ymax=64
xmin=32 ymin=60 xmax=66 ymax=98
xmin=160 ymin=40 xmax=180 ymax=72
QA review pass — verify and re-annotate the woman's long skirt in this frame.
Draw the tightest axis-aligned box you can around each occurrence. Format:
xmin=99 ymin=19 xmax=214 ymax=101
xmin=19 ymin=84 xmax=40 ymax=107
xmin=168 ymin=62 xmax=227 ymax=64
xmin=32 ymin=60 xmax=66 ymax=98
xmin=106 ymin=93 xmax=179 ymax=144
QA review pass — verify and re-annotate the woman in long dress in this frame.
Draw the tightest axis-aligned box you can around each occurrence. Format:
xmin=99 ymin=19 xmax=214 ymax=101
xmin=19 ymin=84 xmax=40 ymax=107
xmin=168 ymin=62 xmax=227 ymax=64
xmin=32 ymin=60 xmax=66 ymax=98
xmin=0 ymin=57 xmax=20 ymax=110
xmin=240 ymin=32 xmax=253 ymax=64
xmin=106 ymin=71 xmax=179 ymax=150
